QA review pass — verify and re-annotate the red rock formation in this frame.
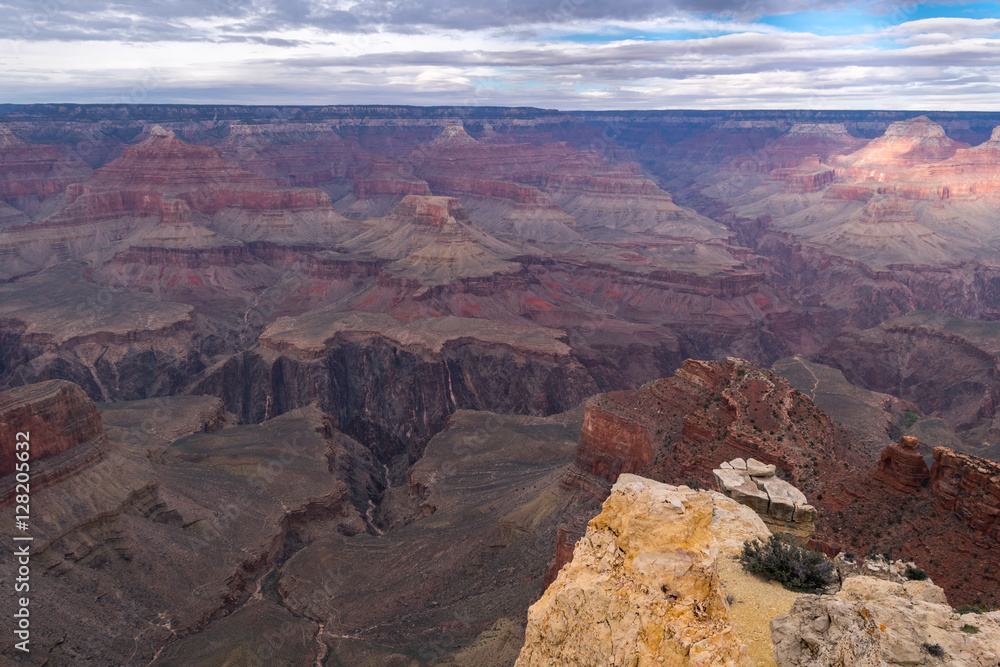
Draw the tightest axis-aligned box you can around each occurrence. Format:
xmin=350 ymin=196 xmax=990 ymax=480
xmin=823 ymin=183 xmax=876 ymax=201
xmin=561 ymin=358 xmax=866 ymax=502
xmin=931 ymin=447 xmax=1000 ymax=541
xmin=757 ymin=123 xmax=868 ymax=168
xmin=556 ymin=357 xmax=999 ymax=605
xmin=405 ymin=124 xmax=723 ymax=239
xmin=48 ymin=126 xmax=334 ymax=228
xmin=894 ymin=126 xmax=1000 ymax=200
xmin=425 ymin=175 xmax=553 ymax=205
xmin=541 ymin=153 xmax=725 ymax=238
xmin=875 ymin=435 xmax=930 ymax=492
xmin=771 ymin=156 xmax=837 ymax=193
xmin=834 ymin=116 xmax=969 ymax=182
xmin=428 ymin=122 xmax=479 ymax=147
xmin=337 ymin=157 xmax=431 ymax=220
xmin=544 ymin=524 xmax=585 ymax=585
xmin=423 ymin=174 xmax=581 ymax=243
xmin=0 ymin=125 xmax=92 ymax=200
xmin=0 ymin=380 xmax=106 ymax=476
xmin=572 ymin=398 xmax=654 ymax=483
xmin=217 ymin=122 xmax=369 ymax=187
xmin=353 ymin=158 xmax=430 ymax=199
xmin=335 ymin=195 xmax=529 ymax=287
xmin=858 ymin=196 xmax=920 ymax=226
xmin=389 ymin=195 xmax=469 ymax=227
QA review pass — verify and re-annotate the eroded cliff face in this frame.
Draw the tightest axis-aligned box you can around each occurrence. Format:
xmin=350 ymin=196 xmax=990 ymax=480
xmin=197 ymin=312 xmax=601 ymax=462
xmin=932 ymin=447 xmax=1000 ymax=541
xmin=875 ymin=435 xmax=931 ymax=492
xmin=564 ymin=357 xmax=869 ymax=497
xmin=0 ymin=125 xmax=93 ymax=201
xmin=0 ymin=379 xmax=106 ymax=483
xmin=816 ymin=437 xmax=1000 ymax=607
xmin=572 ymin=398 xmax=654 ymax=483
xmin=517 ymin=475 xmax=758 ymax=667
xmin=816 ymin=311 xmax=1000 ymax=441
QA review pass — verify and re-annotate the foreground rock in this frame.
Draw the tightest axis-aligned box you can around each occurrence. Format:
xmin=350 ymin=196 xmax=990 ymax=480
xmin=771 ymin=576 xmax=1000 ymax=666
xmin=516 ymin=474 xmax=755 ymax=666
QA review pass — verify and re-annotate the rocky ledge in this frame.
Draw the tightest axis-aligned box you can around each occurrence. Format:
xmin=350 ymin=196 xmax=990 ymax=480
xmin=771 ymin=576 xmax=1000 ymax=665
xmin=713 ymin=457 xmax=817 ymax=545
xmin=260 ymin=310 xmax=571 ymax=360
xmin=517 ymin=474 xmax=761 ymax=666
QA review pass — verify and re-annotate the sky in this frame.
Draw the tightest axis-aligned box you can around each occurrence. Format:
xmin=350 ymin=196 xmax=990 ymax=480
xmin=0 ymin=0 xmax=998 ymax=109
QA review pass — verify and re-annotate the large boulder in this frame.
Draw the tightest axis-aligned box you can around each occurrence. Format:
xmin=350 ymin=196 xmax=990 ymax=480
xmin=771 ymin=575 xmax=1000 ymax=666
xmin=714 ymin=457 xmax=817 ymax=545
xmin=516 ymin=474 xmax=756 ymax=666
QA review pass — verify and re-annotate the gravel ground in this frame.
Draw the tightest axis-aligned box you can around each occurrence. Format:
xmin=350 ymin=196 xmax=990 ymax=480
xmin=717 ymin=554 xmax=800 ymax=667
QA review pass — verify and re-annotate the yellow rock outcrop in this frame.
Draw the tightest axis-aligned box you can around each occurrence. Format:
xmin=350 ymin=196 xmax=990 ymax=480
xmin=516 ymin=474 xmax=767 ymax=666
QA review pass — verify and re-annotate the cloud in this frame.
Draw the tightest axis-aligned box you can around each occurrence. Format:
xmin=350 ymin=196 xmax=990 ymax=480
xmin=0 ymin=0 xmax=997 ymax=109
xmin=0 ymin=0 xmax=962 ymax=41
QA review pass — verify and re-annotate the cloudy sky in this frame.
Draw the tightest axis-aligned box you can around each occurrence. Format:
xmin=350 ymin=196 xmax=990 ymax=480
xmin=0 ymin=0 xmax=998 ymax=109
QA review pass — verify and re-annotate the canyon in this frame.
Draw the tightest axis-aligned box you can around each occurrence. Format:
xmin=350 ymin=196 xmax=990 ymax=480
xmin=2 ymin=104 xmax=1000 ymax=664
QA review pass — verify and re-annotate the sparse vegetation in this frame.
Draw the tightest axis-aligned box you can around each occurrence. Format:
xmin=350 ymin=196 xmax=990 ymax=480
xmin=738 ymin=535 xmax=834 ymax=593
xmin=960 ymin=624 xmax=980 ymax=634
xmin=923 ymin=643 xmax=944 ymax=657
xmin=904 ymin=565 xmax=929 ymax=581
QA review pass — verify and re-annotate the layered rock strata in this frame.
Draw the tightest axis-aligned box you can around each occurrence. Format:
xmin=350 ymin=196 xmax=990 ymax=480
xmin=833 ymin=116 xmax=969 ymax=180
xmin=875 ymin=435 xmax=931 ymax=492
xmin=0 ymin=380 xmax=107 ymax=499
xmin=932 ymin=447 xmax=1000 ymax=541
xmin=0 ymin=125 xmax=92 ymax=200
xmin=572 ymin=397 xmax=654 ymax=484
xmin=713 ymin=457 xmax=817 ymax=545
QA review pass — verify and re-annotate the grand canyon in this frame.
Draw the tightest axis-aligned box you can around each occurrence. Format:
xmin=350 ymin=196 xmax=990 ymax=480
xmin=2 ymin=104 xmax=1000 ymax=664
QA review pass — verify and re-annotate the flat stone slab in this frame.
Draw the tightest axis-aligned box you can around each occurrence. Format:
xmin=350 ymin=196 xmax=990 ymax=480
xmin=713 ymin=458 xmax=816 ymax=543
xmin=713 ymin=468 xmax=770 ymax=514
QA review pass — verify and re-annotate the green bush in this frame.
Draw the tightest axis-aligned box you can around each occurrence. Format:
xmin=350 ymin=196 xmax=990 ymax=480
xmin=738 ymin=535 xmax=835 ymax=593
xmin=922 ymin=643 xmax=944 ymax=657
xmin=955 ymin=603 xmax=998 ymax=614
xmin=905 ymin=565 xmax=929 ymax=581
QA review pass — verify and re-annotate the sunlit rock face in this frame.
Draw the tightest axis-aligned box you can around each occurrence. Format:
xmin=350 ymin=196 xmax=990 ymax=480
xmin=771 ymin=576 xmax=1000 ymax=666
xmin=516 ymin=475 xmax=759 ymax=667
